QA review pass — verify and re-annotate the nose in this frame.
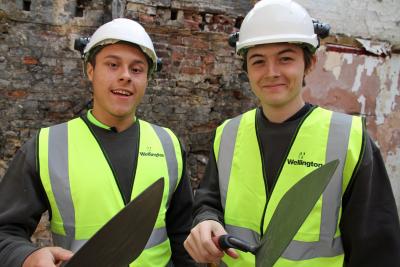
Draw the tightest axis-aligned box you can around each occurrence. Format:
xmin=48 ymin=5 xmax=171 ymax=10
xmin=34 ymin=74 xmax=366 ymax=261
xmin=119 ymin=66 xmax=132 ymax=83
xmin=265 ymin=61 xmax=280 ymax=78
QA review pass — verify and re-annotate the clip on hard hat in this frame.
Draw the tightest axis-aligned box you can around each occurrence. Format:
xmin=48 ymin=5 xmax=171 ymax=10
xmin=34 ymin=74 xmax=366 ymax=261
xmin=228 ymin=32 xmax=239 ymax=48
xmin=312 ymin=19 xmax=330 ymax=39
xmin=74 ymin=37 xmax=91 ymax=58
xmin=156 ymin=58 xmax=162 ymax=72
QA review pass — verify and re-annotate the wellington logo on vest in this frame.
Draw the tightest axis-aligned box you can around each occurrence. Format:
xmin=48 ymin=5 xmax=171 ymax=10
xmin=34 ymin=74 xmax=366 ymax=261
xmin=139 ymin=146 xmax=165 ymax=158
xmin=287 ymin=152 xmax=323 ymax=168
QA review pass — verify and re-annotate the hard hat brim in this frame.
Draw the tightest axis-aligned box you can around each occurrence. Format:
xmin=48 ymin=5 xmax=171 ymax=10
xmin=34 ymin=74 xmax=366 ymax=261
xmin=237 ymin=34 xmax=319 ymax=55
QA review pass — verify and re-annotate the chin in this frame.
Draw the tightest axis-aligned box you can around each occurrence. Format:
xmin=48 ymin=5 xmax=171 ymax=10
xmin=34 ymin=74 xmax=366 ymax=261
xmin=110 ymin=110 xmax=135 ymax=119
xmin=263 ymin=97 xmax=286 ymax=106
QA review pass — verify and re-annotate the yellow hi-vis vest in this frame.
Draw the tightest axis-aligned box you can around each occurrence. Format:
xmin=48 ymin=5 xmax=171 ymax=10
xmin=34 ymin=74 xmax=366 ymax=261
xmin=38 ymin=117 xmax=183 ymax=267
xmin=214 ymin=107 xmax=364 ymax=267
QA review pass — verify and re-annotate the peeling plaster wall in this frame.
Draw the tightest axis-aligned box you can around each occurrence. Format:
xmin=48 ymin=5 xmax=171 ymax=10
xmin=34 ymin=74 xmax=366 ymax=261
xmin=297 ymin=0 xmax=400 ymax=215
xmin=297 ymin=0 xmax=400 ymax=47
xmin=304 ymin=50 xmax=400 ymax=214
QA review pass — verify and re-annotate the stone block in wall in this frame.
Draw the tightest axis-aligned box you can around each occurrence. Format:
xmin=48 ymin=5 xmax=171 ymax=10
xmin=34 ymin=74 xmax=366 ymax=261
xmin=127 ymin=0 xmax=171 ymax=8
xmin=170 ymin=0 xmax=251 ymax=16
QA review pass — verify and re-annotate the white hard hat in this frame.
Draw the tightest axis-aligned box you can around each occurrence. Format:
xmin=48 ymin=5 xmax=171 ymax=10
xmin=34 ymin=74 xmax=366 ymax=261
xmin=236 ymin=0 xmax=318 ymax=55
xmin=84 ymin=18 xmax=158 ymax=73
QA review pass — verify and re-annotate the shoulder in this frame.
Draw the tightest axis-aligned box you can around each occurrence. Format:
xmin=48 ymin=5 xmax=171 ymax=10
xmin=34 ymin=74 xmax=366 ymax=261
xmin=139 ymin=119 xmax=179 ymax=139
xmin=38 ymin=117 xmax=81 ymax=133
xmin=138 ymin=120 xmax=183 ymax=155
xmin=315 ymin=107 xmax=364 ymax=130
xmin=16 ymin=133 xmax=39 ymax=166
xmin=359 ymin=131 xmax=380 ymax=166
xmin=217 ymin=108 xmax=256 ymax=130
xmin=316 ymin=106 xmax=362 ymax=120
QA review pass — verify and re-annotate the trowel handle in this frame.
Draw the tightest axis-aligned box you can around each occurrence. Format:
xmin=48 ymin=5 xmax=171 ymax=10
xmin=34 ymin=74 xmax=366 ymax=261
xmin=216 ymin=235 xmax=257 ymax=254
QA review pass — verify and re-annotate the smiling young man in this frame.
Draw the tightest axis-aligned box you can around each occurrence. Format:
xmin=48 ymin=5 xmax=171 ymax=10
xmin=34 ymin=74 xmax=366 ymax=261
xmin=87 ymin=43 xmax=148 ymax=131
xmin=0 ymin=18 xmax=195 ymax=266
xmin=184 ymin=0 xmax=400 ymax=266
xmin=246 ymin=43 xmax=315 ymax=123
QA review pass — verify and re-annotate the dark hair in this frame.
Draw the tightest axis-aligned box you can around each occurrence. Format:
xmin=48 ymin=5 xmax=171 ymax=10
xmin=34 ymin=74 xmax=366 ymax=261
xmin=302 ymin=45 xmax=314 ymax=73
xmin=301 ymin=46 xmax=315 ymax=86
xmin=86 ymin=45 xmax=104 ymax=69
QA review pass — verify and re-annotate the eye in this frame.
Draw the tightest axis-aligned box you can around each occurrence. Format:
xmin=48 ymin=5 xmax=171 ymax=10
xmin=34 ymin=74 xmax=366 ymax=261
xmin=130 ymin=65 xmax=146 ymax=74
xmin=280 ymin=56 xmax=293 ymax=63
xmin=250 ymin=59 xmax=264 ymax=66
xmin=107 ymin=62 xmax=118 ymax=69
xmin=131 ymin=67 xmax=142 ymax=73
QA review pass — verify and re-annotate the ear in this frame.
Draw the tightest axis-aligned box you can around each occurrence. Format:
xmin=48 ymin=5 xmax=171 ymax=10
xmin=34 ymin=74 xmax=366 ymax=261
xmin=306 ymin=55 xmax=317 ymax=75
xmin=86 ymin=63 xmax=94 ymax=82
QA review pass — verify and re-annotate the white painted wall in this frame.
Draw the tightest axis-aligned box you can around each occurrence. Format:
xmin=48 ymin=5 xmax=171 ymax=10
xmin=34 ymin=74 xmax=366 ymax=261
xmin=297 ymin=0 xmax=400 ymax=46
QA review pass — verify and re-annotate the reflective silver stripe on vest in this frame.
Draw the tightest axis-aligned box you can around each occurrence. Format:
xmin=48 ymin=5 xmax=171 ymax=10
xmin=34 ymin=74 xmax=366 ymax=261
xmin=48 ymin=123 xmax=76 ymax=249
xmin=217 ymin=115 xmax=243 ymax=210
xmin=151 ymin=124 xmax=179 ymax=207
xmin=225 ymin=224 xmax=260 ymax=247
xmin=323 ymin=112 xmax=352 ymax=242
xmin=52 ymin=227 xmax=168 ymax=252
xmin=52 ymin=233 xmax=86 ymax=252
xmin=145 ymin=227 xmax=168 ymax=249
xmin=48 ymin=122 xmax=176 ymax=250
xmin=282 ymin=112 xmax=352 ymax=260
xmin=218 ymin=111 xmax=353 ymax=260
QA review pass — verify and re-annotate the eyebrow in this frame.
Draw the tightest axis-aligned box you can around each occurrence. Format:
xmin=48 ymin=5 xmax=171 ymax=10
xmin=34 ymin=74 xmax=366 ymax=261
xmin=103 ymin=55 xmax=146 ymax=65
xmin=248 ymin=48 xmax=297 ymax=60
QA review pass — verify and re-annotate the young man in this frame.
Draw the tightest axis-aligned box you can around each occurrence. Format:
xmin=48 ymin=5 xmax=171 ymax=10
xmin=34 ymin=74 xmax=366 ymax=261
xmin=0 ymin=18 xmax=195 ymax=266
xmin=184 ymin=0 xmax=400 ymax=266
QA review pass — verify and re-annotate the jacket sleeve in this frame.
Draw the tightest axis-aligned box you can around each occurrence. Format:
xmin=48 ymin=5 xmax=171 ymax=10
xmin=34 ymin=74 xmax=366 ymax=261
xmin=0 ymin=135 xmax=48 ymax=267
xmin=165 ymin=143 xmax=197 ymax=266
xmin=340 ymin=133 xmax=400 ymax=267
xmin=192 ymin=132 xmax=225 ymax=227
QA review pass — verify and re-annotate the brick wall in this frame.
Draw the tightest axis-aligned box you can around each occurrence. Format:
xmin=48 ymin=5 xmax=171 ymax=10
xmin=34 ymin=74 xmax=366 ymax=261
xmin=0 ymin=0 xmax=256 ymax=186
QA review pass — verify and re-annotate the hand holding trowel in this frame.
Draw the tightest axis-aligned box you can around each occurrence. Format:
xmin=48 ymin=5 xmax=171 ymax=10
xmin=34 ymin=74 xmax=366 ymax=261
xmin=213 ymin=159 xmax=339 ymax=267
xmin=62 ymin=178 xmax=164 ymax=267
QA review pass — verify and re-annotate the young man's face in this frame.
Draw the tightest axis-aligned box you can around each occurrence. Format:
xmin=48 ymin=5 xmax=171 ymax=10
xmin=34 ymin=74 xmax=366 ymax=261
xmin=247 ymin=43 xmax=313 ymax=112
xmin=86 ymin=43 xmax=149 ymax=125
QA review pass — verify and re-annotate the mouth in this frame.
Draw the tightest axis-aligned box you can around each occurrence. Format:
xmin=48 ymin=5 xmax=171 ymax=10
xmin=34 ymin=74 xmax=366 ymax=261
xmin=261 ymin=83 xmax=286 ymax=90
xmin=111 ymin=89 xmax=133 ymax=96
